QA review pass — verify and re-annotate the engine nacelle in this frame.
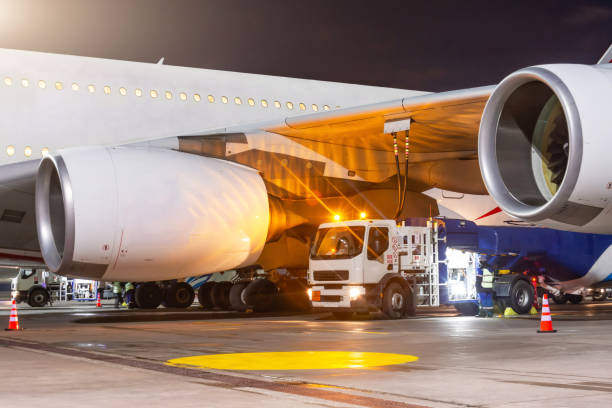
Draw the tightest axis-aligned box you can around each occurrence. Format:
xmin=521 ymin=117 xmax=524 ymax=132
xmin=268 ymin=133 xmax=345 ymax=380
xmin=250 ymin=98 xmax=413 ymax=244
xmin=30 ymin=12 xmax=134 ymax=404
xmin=35 ymin=147 xmax=270 ymax=281
xmin=479 ymin=64 xmax=612 ymax=233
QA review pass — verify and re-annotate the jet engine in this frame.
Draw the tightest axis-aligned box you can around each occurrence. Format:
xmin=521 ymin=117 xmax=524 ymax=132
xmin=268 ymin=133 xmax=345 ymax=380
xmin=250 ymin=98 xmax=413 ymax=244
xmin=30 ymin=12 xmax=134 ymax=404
xmin=35 ymin=147 xmax=270 ymax=281
xmin=478 ymin=63 xmax=612 ymax=233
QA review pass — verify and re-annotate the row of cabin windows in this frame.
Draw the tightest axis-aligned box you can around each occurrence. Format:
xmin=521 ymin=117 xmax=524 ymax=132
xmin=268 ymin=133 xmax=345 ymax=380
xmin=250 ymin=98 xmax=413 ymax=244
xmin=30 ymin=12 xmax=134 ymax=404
xmin=3 ymin=76 xmax=332 ymax=112
xmin=5 ymin=145 xmax=48 ymax=158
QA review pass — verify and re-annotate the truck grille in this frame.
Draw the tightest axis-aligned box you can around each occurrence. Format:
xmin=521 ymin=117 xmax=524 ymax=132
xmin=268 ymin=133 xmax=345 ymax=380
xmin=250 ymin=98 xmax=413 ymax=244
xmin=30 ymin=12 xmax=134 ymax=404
xmin=313 ymin=270 xmax=349 ymax=281
xmin=320 ymin=295 xmax=342 ymax=302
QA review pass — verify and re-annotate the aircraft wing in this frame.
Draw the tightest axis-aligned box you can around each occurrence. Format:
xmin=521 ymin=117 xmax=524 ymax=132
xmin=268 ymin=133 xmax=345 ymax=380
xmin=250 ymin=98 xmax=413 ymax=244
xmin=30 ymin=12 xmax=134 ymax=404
xmin=212 ymin=85 xmax=494 ymax=198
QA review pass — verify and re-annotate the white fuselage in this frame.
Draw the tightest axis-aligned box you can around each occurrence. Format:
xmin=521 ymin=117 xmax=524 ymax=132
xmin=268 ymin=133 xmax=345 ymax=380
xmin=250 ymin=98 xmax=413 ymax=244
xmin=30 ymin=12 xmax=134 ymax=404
xmin=0 ymin=48 xmax=423 ymax=166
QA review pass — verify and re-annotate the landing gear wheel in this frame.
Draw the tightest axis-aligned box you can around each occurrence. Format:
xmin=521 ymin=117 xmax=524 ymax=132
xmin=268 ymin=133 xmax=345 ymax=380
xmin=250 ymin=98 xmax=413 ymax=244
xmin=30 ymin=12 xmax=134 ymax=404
xmin=552 ymin=293 xmax=568 ymax=304
xmin=332 ymin=311 xmax=353 ymax=320
xmin=382 ymin=282 xmax=406 ymax=319
xmin=229 ymin=281 xmax=250 ymax=312
xmin=197 ymin=282 xmax=216 ymax=309
xmin=162 ymin=282 xmax=194 ymax=308
xmin=509 ymin=280 xmax=534 ymax=314
xmin=135 ymin=283 xmax=163 ymax=309
xmin=28 ymin=288 xmax=49 ymax=307
xmin=243 ymin=279 xmax=278 ymax=312
xmin=568 ymin=294 xmax=583 ymax=304
xmin=211 ymin=281 xmax=232 ymax=309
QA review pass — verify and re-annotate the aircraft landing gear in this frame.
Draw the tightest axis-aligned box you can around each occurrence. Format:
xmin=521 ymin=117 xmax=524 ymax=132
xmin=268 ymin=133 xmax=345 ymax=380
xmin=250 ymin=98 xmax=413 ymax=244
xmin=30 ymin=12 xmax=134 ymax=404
xmin=135 ymin=282 xmax=163 ymax=309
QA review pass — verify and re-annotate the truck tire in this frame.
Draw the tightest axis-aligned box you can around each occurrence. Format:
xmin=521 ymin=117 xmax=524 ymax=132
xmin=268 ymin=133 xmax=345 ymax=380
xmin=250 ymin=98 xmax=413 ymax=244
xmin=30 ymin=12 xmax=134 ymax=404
xmin=229 ymin=281 xmax=250 ymax=312
xmin=135 ymin=283 xmax=163 ymax=309
xmin=382 ymin=282 xmax=406 ymax=319
xmin=243 ymin=279 xmax=278 ymax=312
xmin=332 ymin=311 xmax=353 ymax=319
xmin=162 ymin=282 xmax=194 ymax=308
xmin=197 ymin=282 xmax=216 ymax=309
xmin=28 ymin=288 xmax=49 ymax=307
xmin=211 ymin=281 xmax=232 ymax=309
xmin=592 ymin=289 xmax=607 ymax=301
xmin=508 ymin=280 xmax=534 ymax=314
xmin=568 ymin=294 xmax=583 ymax=304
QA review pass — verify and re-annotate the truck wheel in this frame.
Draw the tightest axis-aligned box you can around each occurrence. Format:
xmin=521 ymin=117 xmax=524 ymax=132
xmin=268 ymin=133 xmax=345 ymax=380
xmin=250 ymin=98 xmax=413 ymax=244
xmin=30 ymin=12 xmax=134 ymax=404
xmin=28 ymin=288 xmax=49 ymax=307
xmin=332 ymin=311 xmax=353 ymax=320
xmin=509 ymin=280 xmax=534 ymax=314
xmin=197 ymin=282 xmax=216 ymax=309
xmin=592 ymin=289 xmax=607 ymax=301
xmin=552 ymin=293 xmax=568 ymax=304
xmin=229 ymin=281 xmax=250 ymax=312
xmin=568 ymin=294 xmax=583 ymax=304
xmin=382 ymin=282 xmax=406 ymax=319
xmin=163 ymin=282 xmax=194 ymax=308
xmin=134 ymin=283 xmax=163 ymax=309
xmin=211 ymin=281 xmax=232 ymax=309
xmin=243 ymin=279 xmax=278 ymax=312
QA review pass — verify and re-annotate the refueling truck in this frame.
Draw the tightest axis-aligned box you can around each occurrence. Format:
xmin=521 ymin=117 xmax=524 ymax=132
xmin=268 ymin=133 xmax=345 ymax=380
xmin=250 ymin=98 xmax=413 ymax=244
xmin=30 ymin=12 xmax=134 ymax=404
xmin=11 ymin=268 xmax=66 ymax=307
xmin=307 ymin=218 xmax=538 ymax=319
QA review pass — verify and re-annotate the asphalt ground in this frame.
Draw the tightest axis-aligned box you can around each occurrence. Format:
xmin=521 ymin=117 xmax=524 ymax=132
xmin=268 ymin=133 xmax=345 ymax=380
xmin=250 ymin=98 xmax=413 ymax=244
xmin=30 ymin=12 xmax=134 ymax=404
xmin=2 ymin=299 xmax=612 ymax=407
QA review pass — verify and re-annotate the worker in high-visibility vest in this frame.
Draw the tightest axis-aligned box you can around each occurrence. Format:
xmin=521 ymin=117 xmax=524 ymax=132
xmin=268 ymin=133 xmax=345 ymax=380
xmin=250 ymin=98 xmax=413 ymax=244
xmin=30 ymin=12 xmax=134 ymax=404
xmin=125 ymin=282 xmax=136 ymax=309
xmin=476 ymin=266 xmax=494 ymax=317
xmin=112 ymin=281 xmax=123 ymax=308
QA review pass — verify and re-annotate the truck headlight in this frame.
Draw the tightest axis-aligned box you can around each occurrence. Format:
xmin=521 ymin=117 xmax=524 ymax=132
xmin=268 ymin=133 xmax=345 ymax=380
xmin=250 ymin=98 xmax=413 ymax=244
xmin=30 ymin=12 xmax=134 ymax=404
xmin=307 ymin=288 xmax=312 ymax=301
xmin=349 ymin=287 xmax=362 ymax=300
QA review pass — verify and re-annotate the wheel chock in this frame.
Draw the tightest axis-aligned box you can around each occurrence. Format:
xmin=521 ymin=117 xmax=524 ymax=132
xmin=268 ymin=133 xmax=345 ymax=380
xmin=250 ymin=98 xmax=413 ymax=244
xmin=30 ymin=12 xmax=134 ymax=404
xmin=503 ymin=307 xmax=519 ymax=317
xmin=529 ymin=306 xmax=538 ymax=315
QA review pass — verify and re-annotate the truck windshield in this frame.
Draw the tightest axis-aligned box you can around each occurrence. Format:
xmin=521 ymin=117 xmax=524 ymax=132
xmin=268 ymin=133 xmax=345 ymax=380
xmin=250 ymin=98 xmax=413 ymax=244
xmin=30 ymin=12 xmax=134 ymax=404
xmin=310 ymin=226 xmax=365 ymax=260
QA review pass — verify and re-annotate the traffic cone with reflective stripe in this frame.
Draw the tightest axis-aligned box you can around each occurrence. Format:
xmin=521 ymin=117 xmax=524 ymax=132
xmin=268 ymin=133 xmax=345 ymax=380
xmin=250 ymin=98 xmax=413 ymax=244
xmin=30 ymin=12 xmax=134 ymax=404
xmin=5 ymin=299 xmax=20 ymax=331
xmin=96 ymin=292 xmax=102 ymax=308
xmin=537 ymin=293 xmax=556 ymax=333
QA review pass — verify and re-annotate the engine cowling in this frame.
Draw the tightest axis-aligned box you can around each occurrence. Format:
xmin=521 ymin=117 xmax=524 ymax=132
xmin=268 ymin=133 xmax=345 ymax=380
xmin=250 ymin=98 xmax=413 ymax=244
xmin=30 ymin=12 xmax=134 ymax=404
xmin=35 ymin=147 xmax=270 ymax=281
xmin=479 ymin=64 xmax=612 ymax=233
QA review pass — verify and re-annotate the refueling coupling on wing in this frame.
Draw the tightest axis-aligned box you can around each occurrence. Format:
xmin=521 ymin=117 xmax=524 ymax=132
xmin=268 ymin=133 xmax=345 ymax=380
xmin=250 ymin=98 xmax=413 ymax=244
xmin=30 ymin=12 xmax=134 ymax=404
xmin=384 ymin=118 xmax=413 ymax=220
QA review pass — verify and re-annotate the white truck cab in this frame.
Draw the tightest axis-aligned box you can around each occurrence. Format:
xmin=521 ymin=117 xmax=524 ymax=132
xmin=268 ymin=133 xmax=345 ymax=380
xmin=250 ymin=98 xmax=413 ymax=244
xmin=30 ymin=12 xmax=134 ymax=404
xmin=307 ymin=219 xmax=439 ymax=319
xmin=11 ymin=268 xmax=65 ymax=307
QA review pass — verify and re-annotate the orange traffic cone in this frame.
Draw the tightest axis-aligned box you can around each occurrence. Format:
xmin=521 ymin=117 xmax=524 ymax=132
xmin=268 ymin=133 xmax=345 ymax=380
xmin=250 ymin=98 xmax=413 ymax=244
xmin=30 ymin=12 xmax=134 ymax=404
xmin=96 ymin=292 xmax=102 ymax=308
xmin=5 ymin=299 xmax=20 ymax=331
xmin=537 ymin=293 xmax=557 ymax=333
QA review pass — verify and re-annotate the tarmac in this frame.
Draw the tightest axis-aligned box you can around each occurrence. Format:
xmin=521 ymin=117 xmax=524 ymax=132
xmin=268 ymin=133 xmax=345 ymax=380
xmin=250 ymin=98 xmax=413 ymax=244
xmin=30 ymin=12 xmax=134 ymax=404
xmin=2 ymin=299 xmax=612 ymax=407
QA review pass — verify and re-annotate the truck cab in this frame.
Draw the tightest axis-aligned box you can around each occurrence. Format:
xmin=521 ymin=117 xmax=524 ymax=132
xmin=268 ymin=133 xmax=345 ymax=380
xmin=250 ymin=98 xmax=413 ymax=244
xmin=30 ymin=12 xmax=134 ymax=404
xmin=11 ymin=268 xmax=65 ymax=307
xmin=307 ymin=219 xmax=438 ymax=319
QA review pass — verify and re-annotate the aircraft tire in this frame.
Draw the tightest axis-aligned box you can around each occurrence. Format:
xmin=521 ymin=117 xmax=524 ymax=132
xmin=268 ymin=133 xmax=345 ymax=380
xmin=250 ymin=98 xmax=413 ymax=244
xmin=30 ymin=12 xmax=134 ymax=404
xmin=552 ymin=293 xmax=568 ymax=304
xmin=568 ymin=294 xmax=583 ymax=304
xmin=135 ymin=283 xmax=163 ymax=309
xmin=197 ymin=282 xmax=216 ymax=309
xmin=243 ymin=279 xmax=278 ymax=312
xmin=382 ymin=282 xmax=406 ymax=319
xmin=229 ymin=281 xmax=250 ymax=312
xmin=592 ymin=290 xmax=607 ymax=301
xmin=509 ymin=280 xmax=534 ymax=314
xmin=210 ymin=281 xmax=232 ymax=310
xmin=162 ymin=282 xmax=194 ymax=308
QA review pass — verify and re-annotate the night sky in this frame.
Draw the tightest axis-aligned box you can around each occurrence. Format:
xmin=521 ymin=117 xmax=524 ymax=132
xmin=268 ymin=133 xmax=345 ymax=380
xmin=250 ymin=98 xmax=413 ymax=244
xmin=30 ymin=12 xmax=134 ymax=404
xmin=0 ymin=0 xmax=610 ymax=92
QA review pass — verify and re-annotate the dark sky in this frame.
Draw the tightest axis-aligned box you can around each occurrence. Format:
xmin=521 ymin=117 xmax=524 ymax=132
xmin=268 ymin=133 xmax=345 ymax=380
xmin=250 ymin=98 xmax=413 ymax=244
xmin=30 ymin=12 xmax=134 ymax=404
xmin=0 ymin=0 xmax=610 ymax=91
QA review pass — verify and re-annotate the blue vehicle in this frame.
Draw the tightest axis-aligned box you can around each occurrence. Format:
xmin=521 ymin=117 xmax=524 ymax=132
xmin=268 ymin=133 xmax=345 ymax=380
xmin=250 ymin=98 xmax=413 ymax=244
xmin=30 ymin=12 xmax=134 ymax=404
xmin=438 ymin=218 xmax=612 ymax=314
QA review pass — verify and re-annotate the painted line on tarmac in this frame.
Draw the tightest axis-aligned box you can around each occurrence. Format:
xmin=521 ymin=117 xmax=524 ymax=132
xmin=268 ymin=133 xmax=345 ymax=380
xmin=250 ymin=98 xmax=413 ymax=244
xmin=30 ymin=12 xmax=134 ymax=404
xmin=0 ymin=337 xmax=428 ymax=408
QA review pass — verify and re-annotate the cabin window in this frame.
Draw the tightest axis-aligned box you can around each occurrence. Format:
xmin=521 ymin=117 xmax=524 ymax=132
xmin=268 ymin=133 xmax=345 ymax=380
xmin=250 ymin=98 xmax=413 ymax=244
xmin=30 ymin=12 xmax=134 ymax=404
xmin=274 ymin=101 xmax=281 ymax=108
xmin=119 ymin=87 xmax=127 ymax=96
xmin=38 ymin=80 xmax=47 ymax=89
xmin=87 ymin=84 xmax=95 ymax=93
xmin=194 ymin=94 xmax=201 ymax=102
xmin=247 ymin=98 xmax=255 ymax=106
xmin=135 ymin=88 xmax=142 ymax=97
xmin=71 ymin=83 xmax=79 ymax=91
xmin=165 ymin=91 xmax=172 ymax=99
xmin=207 ymin=95 xmax=214 ymax=103
xmin=261 ymin=99 xmax=268 ymax=108
xmin=312 ymin=104 xmax=318 ymax=112
xmin=6 ymin=145 xmax=15 ymax=156
xmin=286 ymin=102 xmax=294 ymax=110
xmin=234 ymin=97 xmax=242 ymax=105
xmin=21 ymin=79 xmax=29 ymax=87
xmin=179 ymin=92 xmax=187 ymax=101
xmin=55 ymin=82 xmax=63 ymax=90
xmin=299 ymin=103 xmax=306 ymax=111
xmin=24 ymin=146 xmax=32 ymax=157
xmin=4 ymin=77 xmax=12 ymax=86
xmin=150 ymin=90 xmax=158 ymax=98
xmin=323 ymin=105 xmax=330 ymax=111
xmin=41 ymin=147 xmax=49 ymax=157
xmin=104 ymin=86 xmax=111 ymax=95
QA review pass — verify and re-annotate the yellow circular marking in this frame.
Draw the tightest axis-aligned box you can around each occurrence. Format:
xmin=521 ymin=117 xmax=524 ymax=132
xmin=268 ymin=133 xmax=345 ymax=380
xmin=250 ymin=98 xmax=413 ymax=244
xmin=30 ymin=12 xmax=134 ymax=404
xmin=166 ymin=351 xmax=418 ymax=370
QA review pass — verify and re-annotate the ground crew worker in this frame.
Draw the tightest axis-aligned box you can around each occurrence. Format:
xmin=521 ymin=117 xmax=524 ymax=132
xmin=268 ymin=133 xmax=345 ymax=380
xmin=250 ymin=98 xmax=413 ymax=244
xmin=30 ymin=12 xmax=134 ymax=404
xmin=475 ymin=262 xmax=494 ymax=317
xmin=125 ymin=282 xmax=136 ymax=309
xmin=113 ymin=281 xmax=123 ymax=308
